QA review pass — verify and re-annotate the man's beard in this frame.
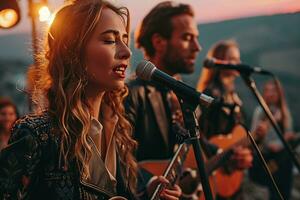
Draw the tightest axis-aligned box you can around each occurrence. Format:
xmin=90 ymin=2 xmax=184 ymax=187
xmin=162 ymin=46 xmax=194 ymax=75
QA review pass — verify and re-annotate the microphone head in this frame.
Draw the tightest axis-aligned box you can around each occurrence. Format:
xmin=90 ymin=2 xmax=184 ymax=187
xmin=203 ymin=58 xmax=216 ymax=68
xmin=136 ymin=60 xmax=156 ymax=81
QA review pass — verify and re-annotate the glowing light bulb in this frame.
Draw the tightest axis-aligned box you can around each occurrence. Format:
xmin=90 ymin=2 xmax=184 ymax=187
xmin=39 ymin=6 xmax=51 ymax=22
xmin=0 ymin=9 xmax=19 ymax=28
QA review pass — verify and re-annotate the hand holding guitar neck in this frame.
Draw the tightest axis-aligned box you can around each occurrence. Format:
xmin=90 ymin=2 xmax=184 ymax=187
xmin=147 ymin=176 xmax=182 ymax=200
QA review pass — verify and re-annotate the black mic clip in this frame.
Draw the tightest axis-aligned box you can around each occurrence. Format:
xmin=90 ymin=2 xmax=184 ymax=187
xmin=173 ymin=122 xmax=190 ymax=144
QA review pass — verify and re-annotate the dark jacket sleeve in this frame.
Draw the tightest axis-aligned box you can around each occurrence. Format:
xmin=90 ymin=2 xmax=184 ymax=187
xmin=200 ymin=138 xmax=219 ymax=157
xmin=0 ymin=120 xmax=42 ymax=200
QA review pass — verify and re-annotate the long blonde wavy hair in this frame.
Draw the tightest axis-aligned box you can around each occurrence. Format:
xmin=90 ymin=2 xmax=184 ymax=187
xmin=263 ymin=79 xmax=291 ymax=132
xmin=197 ymin=40 xmax=239 ymax=92
xmin=33 ymin=0 xmax=137 ymax=192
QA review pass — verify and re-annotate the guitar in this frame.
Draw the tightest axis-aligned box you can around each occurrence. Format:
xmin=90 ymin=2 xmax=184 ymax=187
xmin=181 ymin=124 xmax=249 ymax=199
xmin=208 ymin=124 xmax=248 ymax=198
xmin=144 ymin=142 xmax=191 ymax=200
xmin=139 ymin=143 xmax=217 ymax=200
xmin=109 ymin=197 xmax=127 ymax=200
xmin=210 ymin=125 xmax=300 ymax=198
xmin=139 ymin=124 xmax=249 ymax=199
xmin=139 ymin=118 xmax=216 ymax=200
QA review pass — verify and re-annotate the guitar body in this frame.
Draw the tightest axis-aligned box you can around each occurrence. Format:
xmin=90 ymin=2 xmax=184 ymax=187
xmin=209 ymin=125 xmax=246 ymax=198
xmin=138 ymin=160 xmax=169 ymax=176
xmin=211 ymin=168 xmax=243 ymax=198
xmin=109 ymin=196 xmax=128 ymax=200
xmin=139 ymin=157 xmax=216 ymax=200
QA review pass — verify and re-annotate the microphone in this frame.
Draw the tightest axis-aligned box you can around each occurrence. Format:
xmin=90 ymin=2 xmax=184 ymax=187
xmin=136 ymin=60 xmax=214 ymax=107
xmin=203 ymin=58 xmax=271 ymax=75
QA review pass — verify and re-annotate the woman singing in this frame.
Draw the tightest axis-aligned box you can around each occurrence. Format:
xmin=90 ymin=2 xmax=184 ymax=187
xmin=0 ymin=0 xmax=181 ymax=199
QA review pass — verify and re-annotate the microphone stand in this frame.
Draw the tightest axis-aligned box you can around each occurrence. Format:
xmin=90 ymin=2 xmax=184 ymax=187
xmin=178 ymin=98 xmax=214 ymax=200
xmin=244 ymin=125 xmax=284 ymax=200
xmin=240 ymin=73 xmax=300 ymax=172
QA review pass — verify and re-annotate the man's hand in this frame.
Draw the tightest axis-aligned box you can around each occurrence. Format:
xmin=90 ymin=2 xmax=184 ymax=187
xmin=147 ymin=176 xmax=182 ymax=200
xmin=230 ymin=146 xmax=253 ymax=170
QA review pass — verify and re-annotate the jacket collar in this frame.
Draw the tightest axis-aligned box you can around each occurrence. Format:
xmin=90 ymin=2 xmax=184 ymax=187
xmin=80 ymin=136 xmax=117 ymax=197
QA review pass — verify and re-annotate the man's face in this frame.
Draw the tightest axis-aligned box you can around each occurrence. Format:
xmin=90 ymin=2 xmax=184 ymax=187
xmin=162 ymin=14 xmax=201 ymax=75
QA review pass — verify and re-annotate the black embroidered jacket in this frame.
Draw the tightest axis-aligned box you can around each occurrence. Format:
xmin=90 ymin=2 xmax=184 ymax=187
xmin=0 ymin=112 xmax=135 ymax=200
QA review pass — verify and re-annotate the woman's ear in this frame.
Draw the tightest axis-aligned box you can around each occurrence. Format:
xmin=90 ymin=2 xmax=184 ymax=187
xmin=151 ymin=33 xmax=167 ymax=55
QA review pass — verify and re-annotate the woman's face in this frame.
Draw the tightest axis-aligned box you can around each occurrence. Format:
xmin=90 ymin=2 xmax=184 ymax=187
xmin=263 ymin=83 xmax=279 ymax=105
xmin=0 ymin=106 xmax=17 ymax=131
xmin=219 ymin=46 xmax=241 ymax=91
xmin=225 ymin=46 xmax=241 ymax=65
xmin=85 ymin=8 xmax=131 ymax=92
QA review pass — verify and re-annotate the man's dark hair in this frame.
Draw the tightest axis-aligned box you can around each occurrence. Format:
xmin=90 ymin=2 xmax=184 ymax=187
xmin=136 ymin=1 xmax=194 ymax=57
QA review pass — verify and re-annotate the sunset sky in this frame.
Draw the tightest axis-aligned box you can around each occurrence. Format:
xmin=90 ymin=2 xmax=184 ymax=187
xmin=0 ymin=0 xmax=299 ymax=36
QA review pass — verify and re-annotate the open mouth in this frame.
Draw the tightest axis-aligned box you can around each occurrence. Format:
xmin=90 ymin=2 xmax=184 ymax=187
xmin=112 ymin=64 xmax=127 ymax=77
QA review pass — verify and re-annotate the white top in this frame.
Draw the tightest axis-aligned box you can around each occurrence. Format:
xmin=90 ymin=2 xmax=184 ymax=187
xmin=251 ymin=106 xmax=293 ymax=148
xmin=88 ymin=117 xmax=117 ymax=184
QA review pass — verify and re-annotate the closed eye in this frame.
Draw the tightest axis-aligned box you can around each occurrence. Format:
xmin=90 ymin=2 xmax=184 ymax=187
xmin=103 ymin=40 xmax=116 ymax=44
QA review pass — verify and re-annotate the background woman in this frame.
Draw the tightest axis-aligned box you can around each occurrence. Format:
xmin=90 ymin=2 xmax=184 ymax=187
xmin=197 ymin=40 xmax=252 ymax=200
xmin=197 ymin=40 xmax=243 ymax=138
xmin=250 ymin=79 xmax=295 ymax=200
xmin=0 ymin=97 xmax=18 ymax=151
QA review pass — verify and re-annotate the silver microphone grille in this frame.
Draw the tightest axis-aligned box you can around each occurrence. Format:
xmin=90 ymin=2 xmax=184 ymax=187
xmin=136 ymin=60 xmax=156 ymax=81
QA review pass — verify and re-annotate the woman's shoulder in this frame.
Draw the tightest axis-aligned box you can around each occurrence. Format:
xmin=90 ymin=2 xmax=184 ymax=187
xmin=9 ymin=111 xmax=54 ymax=145
xmin=15 ymin=111 xmax=51 ymax=128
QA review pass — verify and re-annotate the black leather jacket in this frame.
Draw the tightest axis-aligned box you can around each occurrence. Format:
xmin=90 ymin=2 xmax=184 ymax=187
xmin=125 ymin=79 xmax=176 ymax=161
xmin=0 ymin=112 xmax=134 ymax=200
xmin=199 ymin=85 xmax=244 ymax=139
xmin=125 ymin=78 xmax=218 ymax=161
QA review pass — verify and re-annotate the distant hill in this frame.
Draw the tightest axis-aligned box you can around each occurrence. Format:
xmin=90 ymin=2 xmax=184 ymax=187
xmin=1 ymin=12 xmax=300 ymax=130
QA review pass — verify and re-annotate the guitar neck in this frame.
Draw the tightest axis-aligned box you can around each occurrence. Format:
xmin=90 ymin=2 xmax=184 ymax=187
xmin=151 ymin=143 xmax=190 ymax=200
